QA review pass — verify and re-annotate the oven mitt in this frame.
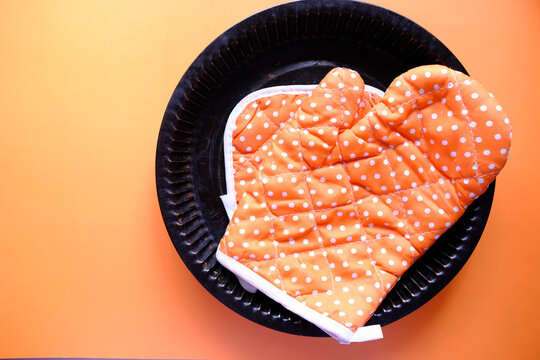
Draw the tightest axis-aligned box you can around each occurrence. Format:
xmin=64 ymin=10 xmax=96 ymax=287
xmin=219 ymin=84 xmax=381 ymax=294
xmin=215 ymin=66 xmax=512 ymax=344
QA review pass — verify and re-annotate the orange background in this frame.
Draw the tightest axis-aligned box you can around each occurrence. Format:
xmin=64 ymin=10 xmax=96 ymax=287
xmin=0 ymin=0 xmax=539 ymax=359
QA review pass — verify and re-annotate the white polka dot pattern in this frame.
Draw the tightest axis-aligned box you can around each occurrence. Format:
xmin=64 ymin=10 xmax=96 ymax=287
xmin=218 ymin=65 xmax=512 ymax=333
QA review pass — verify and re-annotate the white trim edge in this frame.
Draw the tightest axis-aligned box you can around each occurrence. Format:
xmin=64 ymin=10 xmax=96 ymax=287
xmin=216 ymin=248 xmax=383 ymax=344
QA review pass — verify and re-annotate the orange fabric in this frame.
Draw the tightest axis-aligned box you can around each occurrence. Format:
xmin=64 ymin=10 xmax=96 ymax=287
xmin=231 ymin=90 xmax=381 ymax=167
xmin=218 ymin=65 xmax=511 ymax=333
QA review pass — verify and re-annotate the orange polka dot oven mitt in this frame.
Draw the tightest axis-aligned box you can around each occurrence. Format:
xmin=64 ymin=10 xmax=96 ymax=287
xmin=215 ymin=65 xmax=511 ymax=343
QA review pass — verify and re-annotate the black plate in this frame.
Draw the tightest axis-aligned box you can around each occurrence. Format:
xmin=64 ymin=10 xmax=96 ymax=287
xmin=156 ymin=0 xmax=495 ymax=336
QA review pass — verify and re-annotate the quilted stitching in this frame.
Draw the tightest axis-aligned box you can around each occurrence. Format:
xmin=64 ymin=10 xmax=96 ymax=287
xmin=218 ymin=65 xmax=511 ymax=332
xmin=232 ymin=90 xmax=381 ymax=176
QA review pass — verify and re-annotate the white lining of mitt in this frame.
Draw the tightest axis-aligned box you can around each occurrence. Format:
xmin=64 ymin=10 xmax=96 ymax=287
xmin=217 ymin=84 xmax=385 ymax=344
